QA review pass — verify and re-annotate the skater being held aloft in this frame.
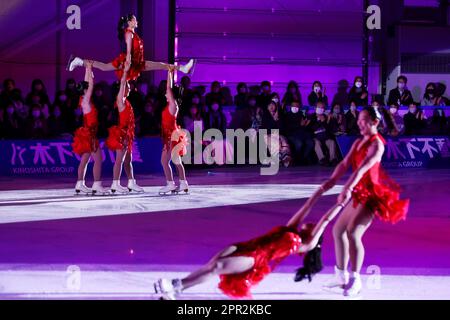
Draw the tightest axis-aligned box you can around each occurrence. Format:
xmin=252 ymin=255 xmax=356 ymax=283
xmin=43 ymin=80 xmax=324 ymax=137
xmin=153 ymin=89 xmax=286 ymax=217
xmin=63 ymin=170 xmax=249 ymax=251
xmin=68 ymin=14 xmax=196 ymax=80
xmin=105 ymin=70 xmax=143 ymax=194
xmin=71 ymin=61 xmax=109 ymax=196
xmin=154 ymin=185 xmax=348 ymax=300
xmin=159 ymin=68 xmax=189 ymax=195
xmin=320 ymin=106 xmax=409 ymax=296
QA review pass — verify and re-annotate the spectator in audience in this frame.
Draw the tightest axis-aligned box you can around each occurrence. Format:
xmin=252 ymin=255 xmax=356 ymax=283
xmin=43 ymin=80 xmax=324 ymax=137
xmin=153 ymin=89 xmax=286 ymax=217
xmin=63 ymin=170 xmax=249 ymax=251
xmin=183 ymin=99 xmax=204 ymax=135
xmin=205 ymin=100 xmax=227 ymax=134
xmin=327 ymin=103 xmax=346 ymax=136
xmin=387 ymin=75 xmax=413 ymax=106
xmin=3 ymin=103 xmax=20 ymax=139
xmin=348 ymin=76 xmax=368 ymax=107
xmin=388 ymin=103 xmax=404 ymax=136
xmin=261 ymin=98 xmax=292 ymax=167
xmin=234 ymin=82 xmax=249 ymax=110
xmin=257 ymin=81 xmax=273 ymax=109
xmin=428 ymin=107 xmax=448 ymax=135
xmin=307 ymin=81 xmax=328 ymax=107
xmin=47 ymin=104 xmax=65 ymax=138
xmin=91 ymin=85 xmax=111 ymax=138
xmin=421 ymin=82 xmax=438 ymax=106
xmin=26 ymin=79 xmax=51 ymax=108
xmin=10 ymin=89 xmax=29 ymax=123
xmin=435 ymin=82 xmax=450 ymax=106
xmin=331 ymin=79 xmax=350 ymax=108
xmin=26 ymin=104 xmax=48 ymax=139
xmin=309 ymin=101 xmax=337 ymax=166
xmin=345 ymin=100 xmax=360 ymax=135
xmin=281 ymin=100 xmax=314 ymax=165
xmin=205 ymin=81 xmax=225 ymax=107
xmin=139 ymin=95 xmax=160 ymax=136
xmin=282 ymin=81 xmax=303 ymax=110
xmin=403 ymin=102 xmax=427 ymax=136
xmin=0 ymin=79 xmax=16 ymax=108
xmin=0 ymin=107 xmax=4 ymax=138
xmin=128 ymin=80 xmax=145 ymax=119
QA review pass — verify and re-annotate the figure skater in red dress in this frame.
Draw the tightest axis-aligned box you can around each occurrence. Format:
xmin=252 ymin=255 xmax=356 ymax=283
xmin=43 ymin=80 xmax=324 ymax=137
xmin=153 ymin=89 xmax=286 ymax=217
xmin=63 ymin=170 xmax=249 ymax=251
xmin=159 ymin=68 xmax=189 ymax=195
xmin=105 ymin=70 xmax=144 ymax=194
xmin=154 ymin=185 xmax=348 ymax=300
xmin=68 ymin=14 xmax=196 ymax=81
xmin=71 ymin=61 xmax=110 ymax=196
xmin=320 ymin=106 xmax=409 ymax=296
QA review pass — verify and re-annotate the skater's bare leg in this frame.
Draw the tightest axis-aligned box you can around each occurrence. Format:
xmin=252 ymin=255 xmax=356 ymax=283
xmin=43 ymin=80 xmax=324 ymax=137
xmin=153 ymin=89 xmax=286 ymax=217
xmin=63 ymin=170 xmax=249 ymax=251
xmin=181 ymin=246 xmax=254 ymax=291
xmin=332 ymin=202 xmax=354 ymax=271
xmin=172 ymin=154 xmax=186 ymax=181
xmin=145 ymin=61 xmax=178 ymax=72
xmin=92 ymin=149 xmax=103 ymax=182
xmin=161 ymin=147 xmax=174 ymax=182
xmin=77 ymin=153 xmax=91 ymax=181
xmin=347 ymin=204 xmax=374 ymax=273
xmin=91 ymin=60 xmax=116 ymax=72
xmin=113 ymin=149 xmax=127 ymax=180
xmin=123 ymin=151 xmax=135 ymax=180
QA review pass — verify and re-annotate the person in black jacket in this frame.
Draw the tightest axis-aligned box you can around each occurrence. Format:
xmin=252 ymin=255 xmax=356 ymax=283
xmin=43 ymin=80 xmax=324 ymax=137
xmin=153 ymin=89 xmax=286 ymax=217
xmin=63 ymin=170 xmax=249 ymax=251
xmin=387 ymin=75 xmax=414 ymax=106
xmin=403 ymin=102 xmax=427 ymax=136
xmin=348 ymin=76 xmax=368 ymax=107
xmin=345 ymin=101 xmax=360 ymax=135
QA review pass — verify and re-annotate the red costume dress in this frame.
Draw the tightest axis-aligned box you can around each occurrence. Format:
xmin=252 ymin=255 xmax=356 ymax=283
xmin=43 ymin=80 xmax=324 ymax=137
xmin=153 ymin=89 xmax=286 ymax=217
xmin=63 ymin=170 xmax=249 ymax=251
xmin=111 ymin=29 xmax=145 ymax=81
xmin=218 ymin=226 xmax=302 ymax=299
xmin=351 ymin=133 xmax=409 ymax=224
xmin=105 ymin=100 xmax=135 ymax=152
xmin=72 ymin=98 xmax=99 ymax=155
xmin=161 ymin=106 xmax=188 ymax=156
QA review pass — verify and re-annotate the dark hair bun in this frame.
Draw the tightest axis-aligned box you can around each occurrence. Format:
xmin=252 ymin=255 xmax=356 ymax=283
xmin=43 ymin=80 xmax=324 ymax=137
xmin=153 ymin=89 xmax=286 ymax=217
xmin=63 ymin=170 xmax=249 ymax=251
xmin=363 ymin=106 xmax=382 ymax=121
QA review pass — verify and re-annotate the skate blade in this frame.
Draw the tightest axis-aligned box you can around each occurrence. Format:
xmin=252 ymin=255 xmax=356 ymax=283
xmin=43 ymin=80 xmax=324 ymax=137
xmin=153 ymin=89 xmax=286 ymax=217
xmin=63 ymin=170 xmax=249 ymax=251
xmin=322 ymin=285 xmax=345 ymax=295
xmin=92 ymin=191 xmax=111 ymax=196
xmin=128 ymin=188 xmax=145 ymax=193
xmin=74 ymin=190 xmax=91 ymax=196
xmin=66 ymin=54 xmax=75 ymax=71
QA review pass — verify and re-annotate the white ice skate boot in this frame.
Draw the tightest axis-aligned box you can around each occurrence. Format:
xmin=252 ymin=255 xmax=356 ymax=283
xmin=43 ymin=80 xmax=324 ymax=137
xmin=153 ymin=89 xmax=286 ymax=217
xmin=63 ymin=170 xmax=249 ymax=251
xmin=91 ymin=181 xmax=110 ymax=196
xmin=178 ymin=59 xmax=196 ymax=75
xmin=159 ymin=181 xmax=177 ymax=195
xmin=67 ymin=56 xmax=84 ymax=72
xmin=154 ymin=278 xmax=182 ymax=300
xmin=323 ymin=265 xmax=349 ymax=292
xmin=344 ymin=272 xmax=362 ymax=297
xmin=127 ymin=179 xmax=144 ymax=193
xmin=75 ymin=180 xmax=92 ymax=195
xmin=110 ymin=180 xmax=129 ymax=194
xmin=177 ymin=180 xmax=189 ymax=194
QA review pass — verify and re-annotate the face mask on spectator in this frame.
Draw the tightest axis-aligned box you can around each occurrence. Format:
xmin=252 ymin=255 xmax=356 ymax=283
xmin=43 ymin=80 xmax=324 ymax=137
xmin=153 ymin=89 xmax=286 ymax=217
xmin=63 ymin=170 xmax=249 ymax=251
xmin=271 ymin=97 xmax=279 ymax=104
xmin=426 ymin=89 xmax=434 ymax=97
xmin=192 ymin=98 xmax=200 ymax=104
xmin=316 ymin=107 xmax=324 ymax=115
xmin=350 ymin=105 xmax=357 ymax=112
xmin=211 ymin=104 xmax=220 ymax=112
xmin=355 ymin=82 xmax=362 ymax=88
xmin=437 ymin=109 xmax=443 ymax=117
xmin=398 ymin=82 xmax=406 ymax=90
xmin=291 ymin=106 xmax=299 ymax=114
xmin=314 ymin=86 xmax=321 ymax=93
xmin=409 ymin=106 xmax=417 ymax=114
xmin=7 ymin=107 xmax=14 ymax=115
xmin=390 ymin=107 xmax=397 ymax=115
xmin=32 ymin=110 xmax=41 ymax=118
xmin=333 ymin=108 xmax=340 ymax=114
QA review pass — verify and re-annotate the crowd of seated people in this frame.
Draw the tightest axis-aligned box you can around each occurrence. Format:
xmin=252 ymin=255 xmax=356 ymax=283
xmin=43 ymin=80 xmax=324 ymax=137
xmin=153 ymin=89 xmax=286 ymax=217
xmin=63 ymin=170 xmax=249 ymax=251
xmin=1 ymin=75 xmax=449 ymax=166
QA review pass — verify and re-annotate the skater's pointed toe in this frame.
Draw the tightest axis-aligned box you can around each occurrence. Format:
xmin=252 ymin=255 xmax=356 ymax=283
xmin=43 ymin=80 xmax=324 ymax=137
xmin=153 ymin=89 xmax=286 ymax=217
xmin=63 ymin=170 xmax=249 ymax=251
xmin=68 ymin=56 xmax=84 ymax=72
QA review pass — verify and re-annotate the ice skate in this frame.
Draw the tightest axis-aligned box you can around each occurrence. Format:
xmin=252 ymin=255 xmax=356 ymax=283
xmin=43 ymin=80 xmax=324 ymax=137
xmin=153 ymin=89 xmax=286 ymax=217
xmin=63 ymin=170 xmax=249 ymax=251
xmin=322 ymin=265 xmax=349 ymax=293
xmin=110 ymin=180 xmax=129 ymax=195
xmin=154 ymin=278 xmax=181 ymax=300
xmin=343 ymin=272 xmax=362 ymax=297
xmin=91 ymin=181 xmax=110 ymax=196
xmin=67 ymin=55 xmax=84 ymax=72
xmin=177 ymin=180 xmax=189 ymax=194
xmin=75 ymin=181 xmax=92 ymax=195
xmin=159 ymin=181 xmax=178 ymax=195
xmin=178 ymin=59 xmax=197 ymax=75
xmin=127 ymin=179 xmax=144 ymax=193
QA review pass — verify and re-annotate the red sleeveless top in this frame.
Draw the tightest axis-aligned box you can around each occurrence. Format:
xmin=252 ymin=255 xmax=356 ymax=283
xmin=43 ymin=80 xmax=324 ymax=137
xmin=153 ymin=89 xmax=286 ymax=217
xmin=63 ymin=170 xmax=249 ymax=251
xmin=111 ymin=29 xmax=145 ymax=81
xmin=350 ymin=133 xmax=409 ymax=224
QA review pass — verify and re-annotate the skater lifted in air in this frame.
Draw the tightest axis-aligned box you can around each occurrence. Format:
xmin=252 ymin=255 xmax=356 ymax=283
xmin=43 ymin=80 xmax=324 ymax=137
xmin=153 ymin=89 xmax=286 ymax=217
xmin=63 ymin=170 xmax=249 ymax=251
xmin=68 ymin=14 xmax=196 ymax=81
xmin=154 ymin=185 xmax=346 ymax=300
xmin=159 ymin=68 xmax=189 ymax=195
xmin=71 ymin=60 xmax=110 ymax=196
xmin=105 ymin=67 xmax=143 ymax=194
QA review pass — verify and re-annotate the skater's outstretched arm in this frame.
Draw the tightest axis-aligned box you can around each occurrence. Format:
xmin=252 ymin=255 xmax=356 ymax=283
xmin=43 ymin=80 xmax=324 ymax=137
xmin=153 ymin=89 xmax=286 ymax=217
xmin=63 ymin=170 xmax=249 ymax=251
xmin=166 ymin=69 xmax=178 ymax=116
xmin=116 ymin=71 xmax=128 ymax=112
xmin=124 ymin=31 xmax=133 ymax=72
xmin=286 ymin=186 xmax=324 ymax=229
xmin=81 ymin=62 xmax=94 ymax=114
xmin=298 ymin=202 xmax=346 ymax=253
xmin=321 ymin=138 xmax=361 ymax=192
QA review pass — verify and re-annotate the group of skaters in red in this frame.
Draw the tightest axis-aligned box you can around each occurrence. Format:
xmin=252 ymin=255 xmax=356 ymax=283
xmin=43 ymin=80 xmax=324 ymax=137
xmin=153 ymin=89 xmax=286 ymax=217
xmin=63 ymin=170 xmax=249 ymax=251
xmin=69 ymin=14 xmax=410 ymax=299
xmin=68 ymin=14 xmax=195 ymax=196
